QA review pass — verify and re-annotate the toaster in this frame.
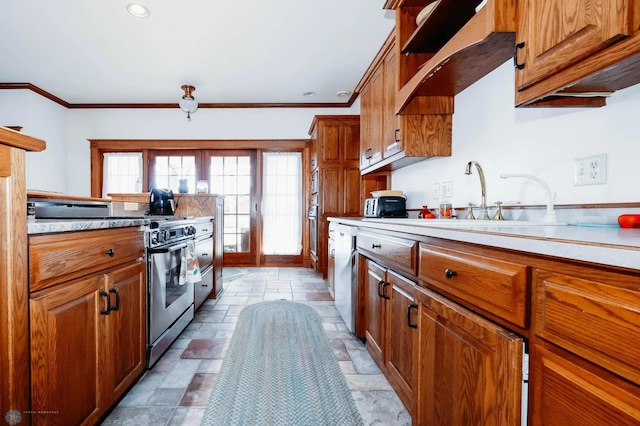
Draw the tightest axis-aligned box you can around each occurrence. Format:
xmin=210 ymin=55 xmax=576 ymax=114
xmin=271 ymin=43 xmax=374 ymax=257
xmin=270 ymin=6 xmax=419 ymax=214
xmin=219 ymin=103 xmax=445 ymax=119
xmin=364 ymin=196 xmax=408 ymax=218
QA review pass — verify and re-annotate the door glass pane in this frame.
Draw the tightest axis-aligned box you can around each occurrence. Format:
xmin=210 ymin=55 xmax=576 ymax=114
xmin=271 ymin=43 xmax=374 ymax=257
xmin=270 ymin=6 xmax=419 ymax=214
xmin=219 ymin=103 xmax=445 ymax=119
xmin=209 ymin=155 xmax=252 ymax=254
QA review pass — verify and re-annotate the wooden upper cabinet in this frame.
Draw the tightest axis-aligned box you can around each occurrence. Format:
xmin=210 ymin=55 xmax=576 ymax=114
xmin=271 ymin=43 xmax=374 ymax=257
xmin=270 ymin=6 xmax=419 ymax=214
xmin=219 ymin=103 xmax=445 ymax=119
xmin=515 ymin=0 xmax=640 ymax=106
xmin=516 ymin=0 xmax=634 ymax=90
xmin=360 ymin=64 xmax=385 ymax=169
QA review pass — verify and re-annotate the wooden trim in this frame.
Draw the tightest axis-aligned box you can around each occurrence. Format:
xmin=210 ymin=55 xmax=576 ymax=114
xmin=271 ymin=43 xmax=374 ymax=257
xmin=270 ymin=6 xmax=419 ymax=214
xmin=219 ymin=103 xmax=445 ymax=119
xmin=0 ymin=127 xmax=46 ymax=152
xmin=0 ymin=83 xmax=355 ymax=109
xmin=89 ymin=139 xmax=308 ymax=151
xmin=308 ymin=114 xmax=361 ymax=136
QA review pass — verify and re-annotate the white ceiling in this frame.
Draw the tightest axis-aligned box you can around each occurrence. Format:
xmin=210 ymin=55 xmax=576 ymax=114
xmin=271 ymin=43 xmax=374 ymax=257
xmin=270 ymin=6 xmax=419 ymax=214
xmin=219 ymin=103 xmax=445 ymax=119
xmin=0 ymin=0 xmax=396 ymax=106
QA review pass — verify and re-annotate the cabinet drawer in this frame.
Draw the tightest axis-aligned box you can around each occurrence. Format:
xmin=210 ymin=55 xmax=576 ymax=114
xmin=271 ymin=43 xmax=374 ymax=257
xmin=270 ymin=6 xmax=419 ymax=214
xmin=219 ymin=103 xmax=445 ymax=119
xmin=29 ymin=227 xmax=145 ymax=292
xmin=194 ymin=237 xmax=214 ymax=270
xmin=357 ymin=230 xmax=418 ymax=276
xmin=418 ymin=243 xmax=529 ymax=328
xmin=535 ymin=266 xmax=640 ymax=386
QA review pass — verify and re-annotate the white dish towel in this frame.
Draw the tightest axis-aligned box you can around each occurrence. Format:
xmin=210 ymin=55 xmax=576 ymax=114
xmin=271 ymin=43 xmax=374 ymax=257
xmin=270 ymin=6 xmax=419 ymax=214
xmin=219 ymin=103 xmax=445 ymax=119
xmin=179 ymin=240 xmax=202 ymax=284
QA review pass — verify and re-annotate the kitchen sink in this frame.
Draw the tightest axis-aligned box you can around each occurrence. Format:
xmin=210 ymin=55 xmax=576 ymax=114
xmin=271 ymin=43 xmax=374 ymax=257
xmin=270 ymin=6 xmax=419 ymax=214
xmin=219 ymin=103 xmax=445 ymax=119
xmin=362 ymin=218 xmax=568 ymax=227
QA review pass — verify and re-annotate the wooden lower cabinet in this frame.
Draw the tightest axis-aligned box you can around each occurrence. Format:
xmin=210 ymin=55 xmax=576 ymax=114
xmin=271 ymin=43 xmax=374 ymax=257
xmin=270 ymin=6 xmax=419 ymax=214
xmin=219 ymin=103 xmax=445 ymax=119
xmin=530 ymin=341 xmax=640 ymax=425
xmin=30 ymin=260 xmax=146 ymax=425
xmin=413 ymin=286 xmax=524 ymax=426
xmin=363 ymin=257 xmax=417 ymax=413
xmin=103 ymin=262 xmax=147 ymax=407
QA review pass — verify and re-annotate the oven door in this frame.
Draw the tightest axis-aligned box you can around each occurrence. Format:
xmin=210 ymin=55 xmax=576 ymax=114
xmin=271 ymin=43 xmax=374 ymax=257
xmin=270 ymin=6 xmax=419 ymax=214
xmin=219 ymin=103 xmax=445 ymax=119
xmin=147 ymin=242 xmax=195 ymax=343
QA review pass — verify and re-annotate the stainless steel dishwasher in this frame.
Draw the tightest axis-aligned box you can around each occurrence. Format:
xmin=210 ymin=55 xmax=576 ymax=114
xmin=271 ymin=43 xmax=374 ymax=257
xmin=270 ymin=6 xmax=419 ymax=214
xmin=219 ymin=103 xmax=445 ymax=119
xmin=332 ymin=222 xmax=358 ymax=333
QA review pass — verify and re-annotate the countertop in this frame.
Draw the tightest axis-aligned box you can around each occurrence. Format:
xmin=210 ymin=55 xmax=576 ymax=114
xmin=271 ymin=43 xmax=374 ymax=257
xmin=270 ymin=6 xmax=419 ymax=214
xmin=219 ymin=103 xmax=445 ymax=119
xmin=329 ymin=217 xmax=640 ymax=271
xmin=28 ymin=217 xmax=150 ymax=235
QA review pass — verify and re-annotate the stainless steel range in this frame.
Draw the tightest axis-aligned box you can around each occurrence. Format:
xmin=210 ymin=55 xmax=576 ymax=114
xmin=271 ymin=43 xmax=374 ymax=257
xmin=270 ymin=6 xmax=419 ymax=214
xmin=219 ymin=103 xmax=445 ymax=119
xmin=146 ymin=217 xmax=197 ymax=367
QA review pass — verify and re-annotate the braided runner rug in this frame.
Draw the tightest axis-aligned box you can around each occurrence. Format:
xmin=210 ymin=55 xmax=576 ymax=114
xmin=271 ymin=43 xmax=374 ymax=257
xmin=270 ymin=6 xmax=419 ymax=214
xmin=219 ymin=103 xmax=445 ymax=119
xmin=201 ymin=300 xmax=364 ymax=426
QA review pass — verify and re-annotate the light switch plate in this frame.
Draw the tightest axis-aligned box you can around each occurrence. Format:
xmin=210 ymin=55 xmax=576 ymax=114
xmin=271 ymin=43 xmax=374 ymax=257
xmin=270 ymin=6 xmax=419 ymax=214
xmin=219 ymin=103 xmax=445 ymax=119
xmin=432 ymin=183 xmax=440 ymax=199
xmin=442 ymin=181 xmax=453 ymax=198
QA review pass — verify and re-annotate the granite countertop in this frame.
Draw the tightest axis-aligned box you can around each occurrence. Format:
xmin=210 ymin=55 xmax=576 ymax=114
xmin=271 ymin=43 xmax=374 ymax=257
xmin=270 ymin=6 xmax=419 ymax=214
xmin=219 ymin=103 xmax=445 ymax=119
xmin=28 ymin=217 xmax=150 ymax=235
xmin=329 ymin=217 xmax=640 ymax=271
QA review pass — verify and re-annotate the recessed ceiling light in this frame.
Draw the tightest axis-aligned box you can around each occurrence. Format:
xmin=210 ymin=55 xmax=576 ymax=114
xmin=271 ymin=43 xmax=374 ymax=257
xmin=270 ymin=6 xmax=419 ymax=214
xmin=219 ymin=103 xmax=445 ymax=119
xmin=303 ymin=91 xmax=316 ymax=97
xmin=337 ymin=90 xmax=351 ymax=98
xmin=127 ymin=3 xmax=150 ymax=18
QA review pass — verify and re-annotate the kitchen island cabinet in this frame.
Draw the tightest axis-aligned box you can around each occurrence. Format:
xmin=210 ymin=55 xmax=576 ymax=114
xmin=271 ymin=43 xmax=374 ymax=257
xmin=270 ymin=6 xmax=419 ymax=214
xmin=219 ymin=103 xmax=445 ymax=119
xmin=0 ymin=127 xmax=46 ymax=421
xmin=29 ymin=227 xmax=146 ymax=425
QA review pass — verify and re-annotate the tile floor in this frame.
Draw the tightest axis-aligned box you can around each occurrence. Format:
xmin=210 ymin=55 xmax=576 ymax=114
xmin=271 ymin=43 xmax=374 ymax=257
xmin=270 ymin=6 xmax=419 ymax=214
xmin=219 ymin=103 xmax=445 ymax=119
xmin=101 ymin=267 xmax=411 ymax=425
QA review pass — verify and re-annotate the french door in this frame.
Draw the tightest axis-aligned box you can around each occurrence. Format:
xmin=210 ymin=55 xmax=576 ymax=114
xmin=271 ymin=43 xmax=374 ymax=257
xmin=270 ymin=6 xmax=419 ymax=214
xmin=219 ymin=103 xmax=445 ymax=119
xmin=205 ymin=150 xmax=257 ymax=266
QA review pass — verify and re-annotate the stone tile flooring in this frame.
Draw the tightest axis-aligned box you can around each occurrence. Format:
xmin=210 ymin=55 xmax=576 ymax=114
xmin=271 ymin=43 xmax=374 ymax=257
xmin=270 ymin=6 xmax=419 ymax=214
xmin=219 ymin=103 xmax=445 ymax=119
xmin=101 ymin=267 xmax=411 ymax=425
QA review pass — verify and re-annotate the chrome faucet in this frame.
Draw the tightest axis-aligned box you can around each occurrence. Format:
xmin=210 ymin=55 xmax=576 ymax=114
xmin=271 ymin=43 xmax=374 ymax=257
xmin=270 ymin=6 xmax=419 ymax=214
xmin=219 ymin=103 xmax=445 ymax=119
xmin=500 ymin=173 xmax=558 ymax=223
xmin=465 ymin=161 xmax=490 ymax=220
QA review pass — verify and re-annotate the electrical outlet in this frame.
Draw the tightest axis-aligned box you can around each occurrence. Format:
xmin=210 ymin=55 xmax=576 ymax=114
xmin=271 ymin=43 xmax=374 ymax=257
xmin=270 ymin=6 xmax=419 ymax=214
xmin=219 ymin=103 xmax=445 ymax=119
xmin=442 ymin=181 xmax=453 ymax=198
xmin=574 ymin=154 xmax=607 ymax=186
xmin=432 ymin=183 xmax=441 ymax=199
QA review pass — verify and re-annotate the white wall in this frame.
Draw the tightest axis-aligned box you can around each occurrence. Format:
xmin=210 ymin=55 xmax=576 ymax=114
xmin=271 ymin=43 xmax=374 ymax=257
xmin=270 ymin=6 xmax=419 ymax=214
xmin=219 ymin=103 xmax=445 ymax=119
xmin=66 ymin=106 xmax=360 ymax=196
xmin=0 ymin=89 xmax=68 ymax=192
xmin=392 ymin=61 xmax=640 ymax=209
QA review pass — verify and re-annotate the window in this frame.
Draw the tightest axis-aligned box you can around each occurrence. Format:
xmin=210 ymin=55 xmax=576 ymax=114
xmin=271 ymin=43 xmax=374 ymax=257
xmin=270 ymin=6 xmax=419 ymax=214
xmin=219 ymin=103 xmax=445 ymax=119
xmin=102 ymin=152 xmax=142 ymax=195
xmin=262 ymin=152 xmax=302 ymax=255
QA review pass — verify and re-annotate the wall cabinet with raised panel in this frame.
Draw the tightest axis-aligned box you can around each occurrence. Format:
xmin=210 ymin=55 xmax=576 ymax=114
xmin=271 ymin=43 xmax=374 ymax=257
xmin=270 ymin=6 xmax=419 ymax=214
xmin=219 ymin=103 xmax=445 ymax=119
xmin=308 ymin=115 xmax=361 ymax=278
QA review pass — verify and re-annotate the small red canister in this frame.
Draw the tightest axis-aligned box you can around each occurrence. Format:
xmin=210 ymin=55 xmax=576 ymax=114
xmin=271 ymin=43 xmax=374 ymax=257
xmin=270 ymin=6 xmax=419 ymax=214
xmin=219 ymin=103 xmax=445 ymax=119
xmin=618 ymin=214 xmax=640 ymax=228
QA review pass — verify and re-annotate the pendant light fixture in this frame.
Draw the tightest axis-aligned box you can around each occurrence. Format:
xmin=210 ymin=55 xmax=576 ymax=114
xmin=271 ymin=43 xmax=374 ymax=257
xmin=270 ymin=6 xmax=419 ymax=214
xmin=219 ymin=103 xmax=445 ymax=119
xmin=179 ymin=85 xmax=198 ymax=121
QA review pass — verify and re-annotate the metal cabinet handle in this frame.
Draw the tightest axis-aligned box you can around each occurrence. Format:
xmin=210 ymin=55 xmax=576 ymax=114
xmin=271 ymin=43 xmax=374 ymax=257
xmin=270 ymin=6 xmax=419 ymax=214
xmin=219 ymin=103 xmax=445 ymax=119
xmin=372 ymin=244 xmax=381 ymax=249
xmin=108 ymin=288 xmax=120 ymax=311
xmin=382 ymin=282 xmax=390 ymax=300
xmin=407 ymin=304 xmax=418 ymax=328
xmin=445 ymin=268 xmax=458 ymax=279
xmin=105 ymin=248 xmax=115 ymax=257
xmin=378 ymin=280 xmax=385 ymax=298
xmin=394 ymin=129 xmax=400 ymax=143
xmin=100 ymin=291 xmax=110 ymax=315
xmin=514 ymin=41 xmax=525 ymax=70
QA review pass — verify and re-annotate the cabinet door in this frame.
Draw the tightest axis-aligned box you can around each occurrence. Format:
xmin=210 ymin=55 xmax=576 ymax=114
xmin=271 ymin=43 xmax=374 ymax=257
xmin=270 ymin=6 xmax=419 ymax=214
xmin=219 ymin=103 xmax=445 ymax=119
xmin=386 ymin=270 xmax=417 ymax=413
xmin=104 ymin=261 xmax=146 ymax=407
xmin=327 ymin=236 xmax=335 ymax=297
xmin=414 ymin=287 xmax=523 ymax=426
xmin=530 ymin=341 xmax=640 ymax=425
xmin=360 ymin=65 xmax=385 ymax=170
xmin=383 ymin=47 xmax=400 ymax=157
xmin=364 ymin=258 xmax=388 ymax=368
xmin=30 ymin=275 xmax=105 ymax=426
xmin=516 ymin=0 xmax=634 ymax=90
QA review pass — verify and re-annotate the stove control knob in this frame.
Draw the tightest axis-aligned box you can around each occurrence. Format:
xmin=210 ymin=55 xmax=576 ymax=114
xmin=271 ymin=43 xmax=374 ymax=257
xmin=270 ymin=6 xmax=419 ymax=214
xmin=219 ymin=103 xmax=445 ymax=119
xmin=150 ymin=231 xmax=159 ymax=245
xmin=185 ymin=225 xmax=196 ymax=235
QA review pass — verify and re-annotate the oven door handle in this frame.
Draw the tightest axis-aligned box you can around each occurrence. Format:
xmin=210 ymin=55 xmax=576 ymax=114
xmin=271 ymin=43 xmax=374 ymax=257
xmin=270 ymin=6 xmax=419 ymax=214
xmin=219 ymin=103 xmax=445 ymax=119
xmin=148 ymin=242 xmax=188 ymax=254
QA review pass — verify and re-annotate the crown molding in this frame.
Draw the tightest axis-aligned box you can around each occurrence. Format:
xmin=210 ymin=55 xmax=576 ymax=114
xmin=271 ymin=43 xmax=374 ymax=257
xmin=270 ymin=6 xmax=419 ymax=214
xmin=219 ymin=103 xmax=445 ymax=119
xmin=0 ymin=83 xmax=358 ymax=109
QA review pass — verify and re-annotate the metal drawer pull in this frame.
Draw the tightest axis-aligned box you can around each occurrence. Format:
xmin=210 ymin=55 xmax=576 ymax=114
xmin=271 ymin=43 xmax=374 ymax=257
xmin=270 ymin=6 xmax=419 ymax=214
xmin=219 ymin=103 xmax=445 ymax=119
xmin=372 ymin=244 xmax=381 ymax=249
xmin=378 ymin=280 xmax=385 ymax=297
xmin=407 ymin=304 xmax=418 ymax=328
xmin=105 ymin=248 xmax=115 ymax=257
xmin=108 ymin=288 xmax=120 ymax=311
xmin=445 ymin=268 xmax=458 ymax=278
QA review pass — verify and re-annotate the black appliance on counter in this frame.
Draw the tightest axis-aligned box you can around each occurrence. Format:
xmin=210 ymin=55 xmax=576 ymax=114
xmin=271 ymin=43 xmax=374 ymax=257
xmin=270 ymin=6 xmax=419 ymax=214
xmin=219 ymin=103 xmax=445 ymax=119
xmin=364 ymin=196 xmax=408 ymax=218
xmin=149 ymin=188 xmax=176 ymax=215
